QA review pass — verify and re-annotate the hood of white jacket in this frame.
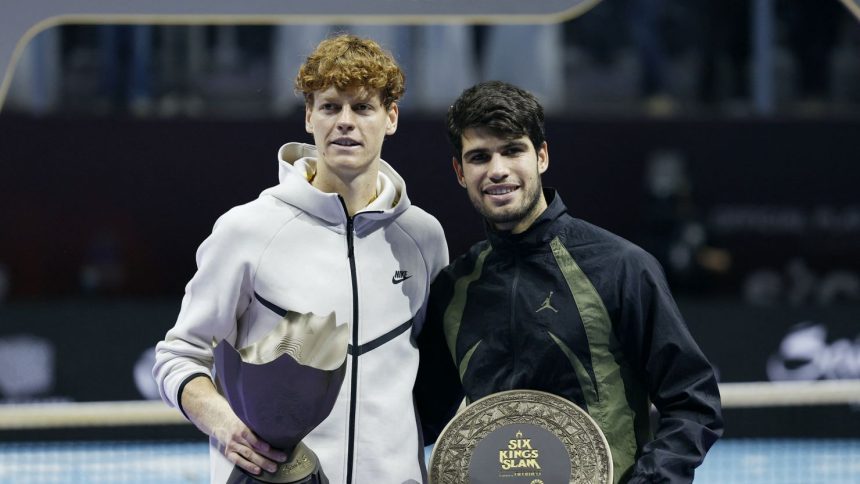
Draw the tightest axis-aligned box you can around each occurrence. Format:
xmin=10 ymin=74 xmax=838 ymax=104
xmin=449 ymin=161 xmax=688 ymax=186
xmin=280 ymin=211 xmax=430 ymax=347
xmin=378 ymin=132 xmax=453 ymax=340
xmin=261 ymin=142 xmax=411 ymax=236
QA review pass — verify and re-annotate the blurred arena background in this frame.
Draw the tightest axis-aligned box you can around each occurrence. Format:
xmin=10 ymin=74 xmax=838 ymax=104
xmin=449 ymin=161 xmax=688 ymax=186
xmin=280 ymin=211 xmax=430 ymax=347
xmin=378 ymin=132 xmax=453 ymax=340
xmin=1 ymin=1 xmax=860 ymax=482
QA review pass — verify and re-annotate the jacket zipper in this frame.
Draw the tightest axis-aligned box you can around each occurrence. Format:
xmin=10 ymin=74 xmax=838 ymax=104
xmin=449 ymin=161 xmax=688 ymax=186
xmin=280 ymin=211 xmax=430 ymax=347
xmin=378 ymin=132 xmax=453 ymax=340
xmin=342 ymin=202 xmax=359 ymax=484
xmin=339 ymin=198 xmax=385 ymax=482
xmin=509 ymin=254 xmax=520 ymax=388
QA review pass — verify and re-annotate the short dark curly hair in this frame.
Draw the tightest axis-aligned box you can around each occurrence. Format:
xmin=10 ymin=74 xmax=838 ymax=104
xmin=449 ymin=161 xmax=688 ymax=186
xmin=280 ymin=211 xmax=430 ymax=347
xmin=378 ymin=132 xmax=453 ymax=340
xmin=447 ymin=81 xmax=545 ymax=162
xmin=295 ymin=34 xmax=405 ymax=109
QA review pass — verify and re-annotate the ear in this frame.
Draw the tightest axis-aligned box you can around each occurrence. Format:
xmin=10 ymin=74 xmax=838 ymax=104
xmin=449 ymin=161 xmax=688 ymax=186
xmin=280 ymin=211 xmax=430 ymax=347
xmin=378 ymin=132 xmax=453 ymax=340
xmin=452 ymin=157 xmax=467 ymax=188
xmin=386 ymin=103 xmax=399 ymax=136
xmin=537 ymin=141 xmax=549 ymax=175
xmin=305 ymin=105 xmax=313 ymax=134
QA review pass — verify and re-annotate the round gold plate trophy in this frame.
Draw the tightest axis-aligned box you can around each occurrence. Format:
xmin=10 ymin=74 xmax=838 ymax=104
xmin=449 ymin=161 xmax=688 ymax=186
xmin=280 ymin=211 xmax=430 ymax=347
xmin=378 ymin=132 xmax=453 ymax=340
xmin=213 ymin=311 xmax=349 ymax=484
xmin=429 ymin=390 xmax=612 ymax=484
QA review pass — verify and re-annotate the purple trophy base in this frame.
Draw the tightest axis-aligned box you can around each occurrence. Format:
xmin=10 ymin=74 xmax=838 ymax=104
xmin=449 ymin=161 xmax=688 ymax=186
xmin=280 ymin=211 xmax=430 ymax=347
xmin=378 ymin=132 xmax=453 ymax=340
xmin=214 ymin=341 xmax=347 ymax=455
xmin=215 ymin=341 xmax=346 ymax=453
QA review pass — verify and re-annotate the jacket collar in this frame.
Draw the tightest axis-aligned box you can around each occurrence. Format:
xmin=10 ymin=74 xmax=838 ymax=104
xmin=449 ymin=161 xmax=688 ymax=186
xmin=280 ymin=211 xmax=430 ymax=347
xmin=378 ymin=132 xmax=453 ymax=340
xmin=261 ymin=142 xmax=410 ymax=236
xmin=486 ymin=188 xmax=567 ymax=251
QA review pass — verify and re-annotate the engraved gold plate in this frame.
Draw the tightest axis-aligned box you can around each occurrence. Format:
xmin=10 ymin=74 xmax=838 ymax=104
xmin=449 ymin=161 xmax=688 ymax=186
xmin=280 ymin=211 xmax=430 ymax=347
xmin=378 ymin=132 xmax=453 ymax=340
xmin=429 ymin=389 xmax=612 ymax=484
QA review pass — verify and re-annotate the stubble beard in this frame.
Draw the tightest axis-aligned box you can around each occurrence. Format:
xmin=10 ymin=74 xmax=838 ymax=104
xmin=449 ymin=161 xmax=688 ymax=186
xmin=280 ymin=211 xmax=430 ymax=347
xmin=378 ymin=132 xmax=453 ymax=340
xmin=471 ymin=179 xmax=544 ymax=229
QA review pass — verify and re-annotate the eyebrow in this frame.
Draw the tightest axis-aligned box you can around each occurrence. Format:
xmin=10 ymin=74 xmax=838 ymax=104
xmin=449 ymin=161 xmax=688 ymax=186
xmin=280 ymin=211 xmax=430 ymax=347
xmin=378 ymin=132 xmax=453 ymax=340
xmin=462 ymin=147 xmax=489 ymax=159
xmin=463 ymin=140 xmax=528 ymax=159
xmin=502 ymin=140 xmax=529 ymax=150
xmin=319 ymin=89 xmax=377 ymax=102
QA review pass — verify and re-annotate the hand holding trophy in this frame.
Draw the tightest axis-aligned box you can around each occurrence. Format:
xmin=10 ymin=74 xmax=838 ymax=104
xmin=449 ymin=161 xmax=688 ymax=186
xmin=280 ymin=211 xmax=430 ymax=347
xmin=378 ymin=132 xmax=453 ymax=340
xmin=213 ymin=311 xmax=349 ymax=483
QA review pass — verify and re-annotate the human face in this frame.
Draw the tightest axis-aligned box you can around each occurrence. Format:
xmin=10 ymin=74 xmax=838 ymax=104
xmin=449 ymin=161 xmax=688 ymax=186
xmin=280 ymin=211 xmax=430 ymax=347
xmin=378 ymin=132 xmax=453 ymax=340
xmin=305 ymin=86 xmax=398 ymax=181
xmin=453 ymin=127 xmax=549 ymax=234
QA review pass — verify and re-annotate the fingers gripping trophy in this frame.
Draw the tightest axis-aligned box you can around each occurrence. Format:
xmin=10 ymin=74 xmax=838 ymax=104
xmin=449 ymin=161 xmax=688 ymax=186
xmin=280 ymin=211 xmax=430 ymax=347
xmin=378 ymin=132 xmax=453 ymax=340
xmin=213 ymin=311 xmax=349 ymax=483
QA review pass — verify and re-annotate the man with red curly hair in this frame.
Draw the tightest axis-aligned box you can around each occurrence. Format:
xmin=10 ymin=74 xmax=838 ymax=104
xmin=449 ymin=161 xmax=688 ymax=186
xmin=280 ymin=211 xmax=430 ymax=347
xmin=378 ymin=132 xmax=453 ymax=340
xmin=154 ymin=34 xmax=448 ymax=483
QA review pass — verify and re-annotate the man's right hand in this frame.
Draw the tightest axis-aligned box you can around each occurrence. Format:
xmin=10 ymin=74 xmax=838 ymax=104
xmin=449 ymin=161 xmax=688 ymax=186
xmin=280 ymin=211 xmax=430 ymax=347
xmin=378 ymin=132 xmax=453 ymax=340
xmin=181 ymin=375 xmax=288 ymax=475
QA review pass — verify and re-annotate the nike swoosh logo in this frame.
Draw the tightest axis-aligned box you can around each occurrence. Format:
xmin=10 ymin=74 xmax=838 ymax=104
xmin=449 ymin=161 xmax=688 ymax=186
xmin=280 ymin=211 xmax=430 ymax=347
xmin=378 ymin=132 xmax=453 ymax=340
xmin=392 ymin=274 xmax=412 ymax=284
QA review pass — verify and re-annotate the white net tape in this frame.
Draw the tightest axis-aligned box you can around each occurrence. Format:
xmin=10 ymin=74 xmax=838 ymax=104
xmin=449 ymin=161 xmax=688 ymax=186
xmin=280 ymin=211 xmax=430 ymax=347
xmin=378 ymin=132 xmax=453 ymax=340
xmin=1 ymin=380 xmax=859 ymax=428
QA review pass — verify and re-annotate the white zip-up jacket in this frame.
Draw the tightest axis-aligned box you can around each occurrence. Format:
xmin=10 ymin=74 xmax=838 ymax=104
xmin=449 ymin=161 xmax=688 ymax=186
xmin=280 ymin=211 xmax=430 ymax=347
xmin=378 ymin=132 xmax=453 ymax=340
xmin=153 ymin=142 xmax=448 ymax=483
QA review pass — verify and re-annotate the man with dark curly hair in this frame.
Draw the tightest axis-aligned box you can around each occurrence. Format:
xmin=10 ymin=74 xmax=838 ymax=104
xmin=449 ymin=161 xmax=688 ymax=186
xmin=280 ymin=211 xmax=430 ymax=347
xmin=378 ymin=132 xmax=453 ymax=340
xmin=154 ymin=34 xmax=448 ymax=483
xmin=416 ymin=81 xmax=722 ymax=483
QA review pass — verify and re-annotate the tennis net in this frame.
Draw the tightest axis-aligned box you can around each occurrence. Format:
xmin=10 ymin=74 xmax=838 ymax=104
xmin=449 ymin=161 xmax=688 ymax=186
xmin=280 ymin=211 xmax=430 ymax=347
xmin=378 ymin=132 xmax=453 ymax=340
xmin=1 ymin=380 xmax=859 ymax=483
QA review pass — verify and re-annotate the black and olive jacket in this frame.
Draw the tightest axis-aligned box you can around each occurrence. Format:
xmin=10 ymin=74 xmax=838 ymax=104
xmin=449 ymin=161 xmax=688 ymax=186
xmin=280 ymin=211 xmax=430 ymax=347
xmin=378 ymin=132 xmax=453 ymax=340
xmin=416 ymin=189 xmax=723 ymax=484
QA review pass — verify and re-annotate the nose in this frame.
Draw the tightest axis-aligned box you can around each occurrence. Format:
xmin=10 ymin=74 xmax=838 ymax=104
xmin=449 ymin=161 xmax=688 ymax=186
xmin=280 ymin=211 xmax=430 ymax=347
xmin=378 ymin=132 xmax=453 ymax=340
xmin=487 ymin=153 xmax=509 ymax=181
xmin=336 ymin=106 xmax=356 ymax=131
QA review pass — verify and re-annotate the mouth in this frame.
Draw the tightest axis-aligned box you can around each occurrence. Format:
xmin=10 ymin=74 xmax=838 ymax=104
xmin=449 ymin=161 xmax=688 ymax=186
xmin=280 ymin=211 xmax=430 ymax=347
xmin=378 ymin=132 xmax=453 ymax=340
xmin=483 ymin=184 xmax=519 ymax=196
xmin=331 ymin=138 xmax=362 ymax=148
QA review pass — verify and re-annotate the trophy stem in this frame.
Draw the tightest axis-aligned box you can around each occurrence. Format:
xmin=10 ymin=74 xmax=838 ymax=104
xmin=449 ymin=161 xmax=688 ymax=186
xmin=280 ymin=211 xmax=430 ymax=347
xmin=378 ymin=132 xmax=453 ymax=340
xmin=226 ymin=442 xmax=328 ymax=484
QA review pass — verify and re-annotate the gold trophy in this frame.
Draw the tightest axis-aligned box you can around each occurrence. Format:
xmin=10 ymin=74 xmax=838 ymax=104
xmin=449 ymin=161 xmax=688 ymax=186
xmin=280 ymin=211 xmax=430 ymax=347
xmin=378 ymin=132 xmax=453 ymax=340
xmin=429 ymin=389 xmax=613 ymax=484
xmin=213 ymin=311 xmax=349 ymax=483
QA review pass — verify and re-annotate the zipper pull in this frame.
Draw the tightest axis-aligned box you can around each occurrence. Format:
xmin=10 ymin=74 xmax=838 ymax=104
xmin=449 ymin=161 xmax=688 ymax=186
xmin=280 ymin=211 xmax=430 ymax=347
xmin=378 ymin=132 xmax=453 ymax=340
xmin=339 ymin=195 xmax=356 ymax=259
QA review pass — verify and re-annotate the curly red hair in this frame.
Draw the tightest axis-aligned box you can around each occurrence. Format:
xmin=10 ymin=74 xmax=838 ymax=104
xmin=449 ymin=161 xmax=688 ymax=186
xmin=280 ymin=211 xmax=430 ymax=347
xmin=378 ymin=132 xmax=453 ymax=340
xmin=295 ymin=34 xmax=405 ymax=108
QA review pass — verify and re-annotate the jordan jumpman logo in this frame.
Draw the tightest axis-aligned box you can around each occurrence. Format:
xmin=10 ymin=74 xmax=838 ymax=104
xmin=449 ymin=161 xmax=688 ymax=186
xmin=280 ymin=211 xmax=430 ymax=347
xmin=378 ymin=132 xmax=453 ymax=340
xmin=536 ymin=291 xmax=558 ymax=313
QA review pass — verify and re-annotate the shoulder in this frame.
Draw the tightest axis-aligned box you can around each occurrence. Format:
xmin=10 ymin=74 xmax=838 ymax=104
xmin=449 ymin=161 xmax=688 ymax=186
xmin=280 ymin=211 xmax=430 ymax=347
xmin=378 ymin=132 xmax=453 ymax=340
xmin=439 ymin=240 xmax=491 ymax=281
xmin=556 ymin=217 xmax=664 ymax=282
xmin=394 ymin=205 xmax=449 ymax=276
xmin=393 ymin=206 xmax=448 ymax=262
xmin=395 ymin=205 xmax=446 ymax=244
xmin=208 ymin=195 xmax=303 ymax=247
xmin=563 ymin=217 xmax=652 ymax=258
xmin=428 ymin=240 xmax=490 ymax=308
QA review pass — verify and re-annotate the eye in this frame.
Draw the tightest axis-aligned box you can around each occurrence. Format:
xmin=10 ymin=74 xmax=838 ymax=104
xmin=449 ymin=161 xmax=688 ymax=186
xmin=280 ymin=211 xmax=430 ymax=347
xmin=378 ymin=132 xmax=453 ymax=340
xmin=502 ymin=146 xmax=525 ymax=157
xmin=354 ymin=103 xmax=372 ymax=112
xmin=467 ymin=153 xmax=489 ymax=164
xmin=320 ymin=103 xmax=337 ymax=112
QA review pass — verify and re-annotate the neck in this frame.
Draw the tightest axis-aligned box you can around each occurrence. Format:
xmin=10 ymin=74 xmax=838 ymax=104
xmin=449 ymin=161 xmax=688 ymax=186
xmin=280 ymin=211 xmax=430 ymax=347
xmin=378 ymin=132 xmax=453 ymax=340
xmin=312 ymin=165 xmax=379 ymax=217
